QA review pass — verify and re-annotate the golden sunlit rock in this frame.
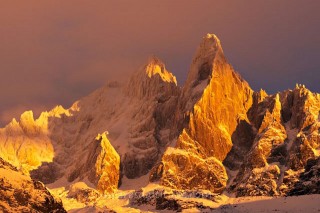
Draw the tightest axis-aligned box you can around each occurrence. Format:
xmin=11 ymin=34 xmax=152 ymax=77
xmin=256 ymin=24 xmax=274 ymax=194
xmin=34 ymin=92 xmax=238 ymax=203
xmin=145 ymin=56 xmax=177 ymax=85
xmin=153 ymin=34 xmax=254 ymax=192
xmin=0 ymin=111 xmax=55 ymax=173
xmin=95 ymin=133 xmax=120 ymax=194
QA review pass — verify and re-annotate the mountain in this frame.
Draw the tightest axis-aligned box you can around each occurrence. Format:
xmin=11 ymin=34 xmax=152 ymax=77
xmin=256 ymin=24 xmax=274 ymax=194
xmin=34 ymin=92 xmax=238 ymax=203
xmin=150 ymin=34 xmax=254 ymax=193
xmin=0 ymin=56 xmax=180 ymax=194
xmin=0 ymin=33 xmax=319 ymax=211
xmin=0 ymin=157 xmax=66 ymax=212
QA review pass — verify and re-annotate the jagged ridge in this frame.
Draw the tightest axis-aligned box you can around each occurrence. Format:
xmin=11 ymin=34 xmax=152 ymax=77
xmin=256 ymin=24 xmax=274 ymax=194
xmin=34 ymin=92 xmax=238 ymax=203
xmin=0 ymin=33 xmax=319 ymax=207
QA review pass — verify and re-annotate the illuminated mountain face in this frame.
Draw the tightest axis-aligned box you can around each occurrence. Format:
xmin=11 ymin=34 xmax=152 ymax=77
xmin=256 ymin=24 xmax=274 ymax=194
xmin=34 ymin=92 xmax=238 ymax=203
xmin=0 ymin=34 xmax=319 ymax=204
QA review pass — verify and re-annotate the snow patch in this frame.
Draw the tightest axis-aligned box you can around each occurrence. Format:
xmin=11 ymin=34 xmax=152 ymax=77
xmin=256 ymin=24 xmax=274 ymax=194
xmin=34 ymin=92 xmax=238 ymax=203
xmin=284 ymin=122 xmax=299 ymax=151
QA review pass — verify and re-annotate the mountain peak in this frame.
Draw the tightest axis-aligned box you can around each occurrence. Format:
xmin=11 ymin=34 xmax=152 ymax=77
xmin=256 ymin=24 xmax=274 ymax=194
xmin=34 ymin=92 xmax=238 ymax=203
xmin=203 ymin=33 xmax=222 ymax=48
xmin=125 ymin=56 xmax=179 ymax=99
xmin=198 ymin=33 xmax=224 ymax=59
xmin=145 ymin=56 xmax=177 ymax=85
xmin=147 ymin=55 xmax=164 ymax=66
xmin=183 ymin=33 xmax=227 ymax=96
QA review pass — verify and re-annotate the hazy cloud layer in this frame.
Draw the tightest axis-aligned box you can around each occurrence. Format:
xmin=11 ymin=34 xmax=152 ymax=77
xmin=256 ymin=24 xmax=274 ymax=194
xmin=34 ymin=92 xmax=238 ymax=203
xmin=1 ymin=0 xmax=319 ymax=125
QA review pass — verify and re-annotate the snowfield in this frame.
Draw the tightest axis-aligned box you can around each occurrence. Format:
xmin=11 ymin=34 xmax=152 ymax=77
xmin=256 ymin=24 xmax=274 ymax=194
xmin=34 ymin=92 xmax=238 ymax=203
xmin=48 ymin=182 xmax=320 ymax=212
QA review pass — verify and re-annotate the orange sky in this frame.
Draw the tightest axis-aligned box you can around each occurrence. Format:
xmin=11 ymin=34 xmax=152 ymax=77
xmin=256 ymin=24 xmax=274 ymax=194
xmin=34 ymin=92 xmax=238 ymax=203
xmin=0 ymin=0 xmax=320 ymax=125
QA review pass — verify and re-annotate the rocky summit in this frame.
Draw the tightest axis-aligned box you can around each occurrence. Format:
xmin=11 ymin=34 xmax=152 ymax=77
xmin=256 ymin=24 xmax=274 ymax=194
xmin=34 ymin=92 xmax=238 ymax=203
xmin=0 ymin=33 xmax=319 ymax=211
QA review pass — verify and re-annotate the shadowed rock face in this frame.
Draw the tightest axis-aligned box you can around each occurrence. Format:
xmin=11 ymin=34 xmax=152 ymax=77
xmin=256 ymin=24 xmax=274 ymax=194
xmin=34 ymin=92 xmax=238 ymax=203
xmin=0 ymin=158 xmax=66 ymax=212
xmin=122 ymin=56 xmax=180 ymax=178
xmin=288 ymin=157 xmax=320 ymax=195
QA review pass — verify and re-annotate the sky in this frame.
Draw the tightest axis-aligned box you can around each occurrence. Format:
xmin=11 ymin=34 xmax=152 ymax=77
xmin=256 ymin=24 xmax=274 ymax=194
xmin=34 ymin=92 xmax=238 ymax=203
xmin=0 ymin=0 xmax=320 ymax=126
